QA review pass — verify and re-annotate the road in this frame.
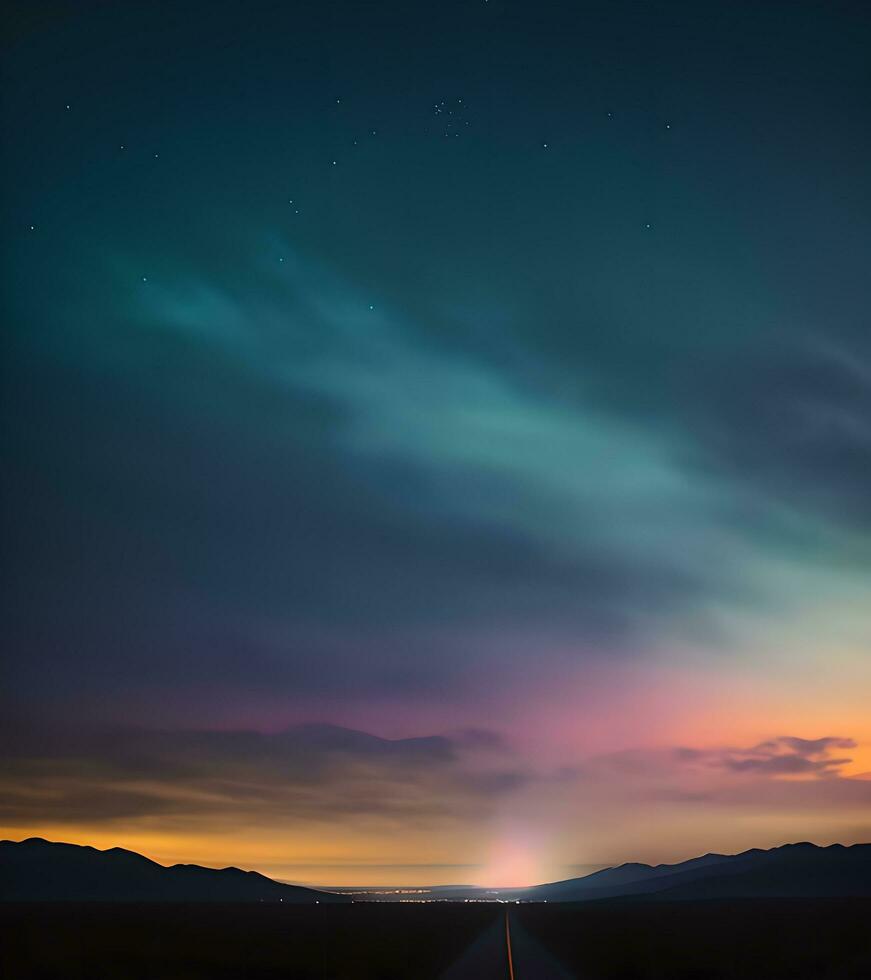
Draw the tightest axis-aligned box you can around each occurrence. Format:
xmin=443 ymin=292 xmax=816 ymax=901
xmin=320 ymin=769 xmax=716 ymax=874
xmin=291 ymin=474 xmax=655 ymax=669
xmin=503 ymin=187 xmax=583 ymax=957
xmin=439 ymin=908 xmax=576 ymax=979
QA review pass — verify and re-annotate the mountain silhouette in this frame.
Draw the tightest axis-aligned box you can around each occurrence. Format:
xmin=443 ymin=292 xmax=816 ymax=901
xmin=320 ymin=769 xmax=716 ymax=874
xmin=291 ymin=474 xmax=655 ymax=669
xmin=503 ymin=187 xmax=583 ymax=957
xmin=0 ymin=838 xmax=348 ymax=902
xmin=4 ymin=838 xmax=869 ymax=904
xmin=528 ymin=842 xmax=871 ymax=902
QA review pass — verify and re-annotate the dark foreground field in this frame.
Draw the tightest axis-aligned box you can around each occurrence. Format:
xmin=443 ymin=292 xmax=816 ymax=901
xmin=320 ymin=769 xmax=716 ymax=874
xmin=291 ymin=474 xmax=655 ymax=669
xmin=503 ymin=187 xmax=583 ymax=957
xmin=2 ymin=898 xmax=870 ymax=979
xmin=519 ymin=899 xmax=871 ymax=980
xmin=0 ymin=902 xmax=494 ymax=980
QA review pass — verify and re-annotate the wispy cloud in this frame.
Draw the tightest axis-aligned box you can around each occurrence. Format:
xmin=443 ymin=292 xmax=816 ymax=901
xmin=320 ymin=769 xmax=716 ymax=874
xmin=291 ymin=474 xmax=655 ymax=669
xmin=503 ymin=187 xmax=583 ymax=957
xmin=0 ymin=723 xmax=525 ymax=831
xmin=676 ymin=736 xmax=858 ymax=779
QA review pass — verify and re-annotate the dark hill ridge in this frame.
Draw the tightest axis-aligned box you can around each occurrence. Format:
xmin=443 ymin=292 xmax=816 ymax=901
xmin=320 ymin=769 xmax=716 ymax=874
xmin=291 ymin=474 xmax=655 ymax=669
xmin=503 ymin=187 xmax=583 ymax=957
xmin=3 ymin=838 xmax=869 ymax=904
xmin=0 ymin=838 xmax=348 ymax=903
xmin=528 ymin=850 xmax=734 ymax=899
xmin=527 ymin=842 xmax=871 ymax=902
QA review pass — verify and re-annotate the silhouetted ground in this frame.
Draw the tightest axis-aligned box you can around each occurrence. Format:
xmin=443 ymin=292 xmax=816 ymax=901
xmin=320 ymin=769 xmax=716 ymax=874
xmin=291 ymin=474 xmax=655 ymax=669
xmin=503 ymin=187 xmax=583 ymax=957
xmin=3 ymin=898 xmax=871 ymax=979
xmin=0 ymin=902 xmax=497 ymax=980
xmin=518 ymin=898 xmax=871 ymax=979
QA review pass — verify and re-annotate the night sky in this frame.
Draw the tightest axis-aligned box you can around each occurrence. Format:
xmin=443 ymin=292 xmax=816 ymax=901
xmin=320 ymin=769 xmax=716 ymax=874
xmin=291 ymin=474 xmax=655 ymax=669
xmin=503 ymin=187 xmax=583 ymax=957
xmin=3 ymin=0 xmax=870 ymax=886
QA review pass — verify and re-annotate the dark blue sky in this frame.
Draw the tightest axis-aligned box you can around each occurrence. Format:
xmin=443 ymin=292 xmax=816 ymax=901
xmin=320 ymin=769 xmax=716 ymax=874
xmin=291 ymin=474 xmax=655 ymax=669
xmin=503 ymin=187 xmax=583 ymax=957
xmin=2 ymin=1 xmax=870 ymax=882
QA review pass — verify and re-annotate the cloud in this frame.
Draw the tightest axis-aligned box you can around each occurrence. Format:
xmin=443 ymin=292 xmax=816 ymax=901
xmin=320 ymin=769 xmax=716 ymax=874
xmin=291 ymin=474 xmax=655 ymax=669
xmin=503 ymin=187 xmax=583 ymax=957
xmin=683 ymin=736 xmax=857 ymax=779
xmin=128 ymin=251 xmax=870 ymax=647
xmin=776 ymin=736 xmax=858 ymax=756
xmin=5 ymin=239 xmax=871 ymax=730
xmin=0 ymin=723 xmax=526 ymax=832
xmin=562 ymin=734 xmax=870 ymax=814
xmin=519 ymin=736 xmax=871 ymax=864
xmin=685 ymin=339 xmax=871 ymax=530
xmin=591 ymin=735 xmax=858 ymax=783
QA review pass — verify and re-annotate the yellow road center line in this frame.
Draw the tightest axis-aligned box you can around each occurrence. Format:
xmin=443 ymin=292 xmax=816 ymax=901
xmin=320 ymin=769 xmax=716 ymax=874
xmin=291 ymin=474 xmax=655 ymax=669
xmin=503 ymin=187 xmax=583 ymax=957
xmin=505 ymin=910 xmax=516 ymax=980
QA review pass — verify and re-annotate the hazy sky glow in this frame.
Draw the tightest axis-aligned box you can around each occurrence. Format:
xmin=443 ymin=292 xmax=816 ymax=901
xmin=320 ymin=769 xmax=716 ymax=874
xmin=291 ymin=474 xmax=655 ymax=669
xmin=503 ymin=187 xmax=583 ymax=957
xmin=2 ymin=0 xmax=870 ymax=886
